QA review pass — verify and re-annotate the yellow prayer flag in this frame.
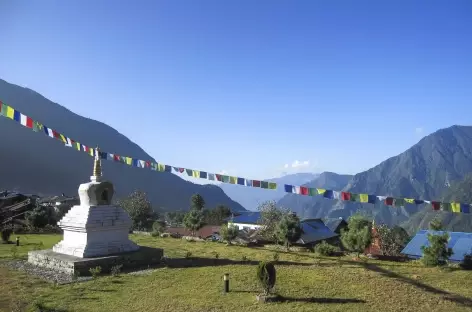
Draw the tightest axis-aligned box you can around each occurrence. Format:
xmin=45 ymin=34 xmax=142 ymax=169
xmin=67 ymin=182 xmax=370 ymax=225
xmin=192 ymin=170 xmax=200 ymax=178
xmin=229 ymin=176 xmax=237 ymax=184
xmin=317 ymin=188 xmax=326 ymax=195
xmin=125 ymin=157 xmax=132 ymax=165
xmin=404 ymin=198 xmax=415 ymax=204
xmin=359 ymin=194 xmax=369 ymax=203
xmin=451 ymin=202 xmax=461 ymax=213
xmin=6 ymin=106 xmax=14 ymax=119
xmin=158 ymin=163 xmax=165 ymax=171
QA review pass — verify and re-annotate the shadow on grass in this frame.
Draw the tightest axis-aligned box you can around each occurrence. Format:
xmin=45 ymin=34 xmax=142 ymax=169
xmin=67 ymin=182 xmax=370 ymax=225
xmin=33 ymin=303 xmax=68 ymax=312
xmin=274 ymin=296 xmax=365 ymax=304
xmin=342 ymin=260 xmax=472 ymax=308
xmin=164 ymin=257 xmax=314 ymax=268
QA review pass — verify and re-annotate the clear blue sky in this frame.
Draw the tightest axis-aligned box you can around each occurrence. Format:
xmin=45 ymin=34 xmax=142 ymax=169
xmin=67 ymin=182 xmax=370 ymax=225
xmin=1 ymin=0 xmax=471 ymax=180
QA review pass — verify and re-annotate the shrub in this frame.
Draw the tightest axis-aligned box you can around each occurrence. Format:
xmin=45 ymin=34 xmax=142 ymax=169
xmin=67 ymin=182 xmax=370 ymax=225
xmin=460 ymin=254 xmax=472 ymax=270
xmin=256 ymin=261 xmax=276 ymax=295
xmin=89 ymin=266 xmax=102 ymax=278
xmin=111 ymin=264 xmax=123 ymax=276
xmin=151 ymin=231 xmax=160 ymax=237
xmin=220 ymin=223 xmax=239 ymax=245
xmin=1 ymin=227 xmax=13 ymax=243
xmin=272 ymin=252 xmax=280 ymax=262
xmin=421 ymin=232 xmax=453 ymax=267
xmin=152 ymin=221 xmax=165 ymax=234
xmin=314 ymin=241 xmax=339 ymax=256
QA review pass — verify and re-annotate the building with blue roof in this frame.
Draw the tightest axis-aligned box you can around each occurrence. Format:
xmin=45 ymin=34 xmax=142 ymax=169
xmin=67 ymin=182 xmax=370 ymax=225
xmin=227 ymin=212 xmax=338 ymax=246
xmin=401 ymin=230 xmax=472 ymax=262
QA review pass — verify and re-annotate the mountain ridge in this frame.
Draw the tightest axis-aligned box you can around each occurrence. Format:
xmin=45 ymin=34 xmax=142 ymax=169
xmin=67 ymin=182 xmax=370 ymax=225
xmin=0 ymin=79 xmax=246 ymax=212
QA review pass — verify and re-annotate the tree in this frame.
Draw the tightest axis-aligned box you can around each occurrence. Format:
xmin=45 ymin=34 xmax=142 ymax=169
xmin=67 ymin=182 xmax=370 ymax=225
xmin=258 ymin=201 xmax=288 ymax=242
xmin=421 ymin=219 xmax=453 ymax=266
xmin=275 ymin=213 xmax=303 ymax=251
xmin=220 ymin=223 xmax=239 ymax=245
xmin=376 ymin=224 xmax=410 ymax=256
xmin=202 ymin=205 xmax=232 ymax=225
xmin=117 ymin=191 xmax=156 ymax=231
xmin=341 ymin=214 xmax=372 ymax=257
xmin=25 ymin=204 xmax=57 ymax=228
xmin=165 ymin=211 xmax=185 ymax=226
xmin=191 ymin=194 xmax=205 ymax=211
xmin=183 ymin=209 xmax=204 ymax=237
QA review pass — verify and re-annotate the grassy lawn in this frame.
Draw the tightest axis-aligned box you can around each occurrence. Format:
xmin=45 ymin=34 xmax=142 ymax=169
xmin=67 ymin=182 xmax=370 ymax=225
xmin=0 ymin=234 xmax=471 ymax=312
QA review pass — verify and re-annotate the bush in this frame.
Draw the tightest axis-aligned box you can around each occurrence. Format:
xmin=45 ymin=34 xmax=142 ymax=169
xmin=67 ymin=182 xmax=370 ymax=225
xmin=421 ymin=231 xmax=453 ymax=267
xmin=89 ymin=266 xmax=102 ymax=278
xmin=314 ymin=241 xmax=339 ymax=256
xmin=256 ymin=261 xmax=276 ymax=295
xmin=1 ymin=227 xmax=12 ymax=243
xmin=152 ymin=221 xmax=165 ymax=234
xmin=460 ymin=254 xmax=472 ymax=270
xmin=111 ymin=264 xmax=123 ymax=276
xmin=151 ymin=231 xmax=160 ymax=237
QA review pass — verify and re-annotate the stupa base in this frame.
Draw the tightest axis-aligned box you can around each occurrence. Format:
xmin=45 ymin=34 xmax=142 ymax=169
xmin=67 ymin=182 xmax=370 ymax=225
xmin=28 ymin=246 xmax=163 ymax=276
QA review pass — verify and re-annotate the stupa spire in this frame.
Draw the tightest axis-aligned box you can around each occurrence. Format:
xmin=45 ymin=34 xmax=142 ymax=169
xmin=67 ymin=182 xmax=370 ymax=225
xmin=92 ymin=146 xmax=102 ymax=182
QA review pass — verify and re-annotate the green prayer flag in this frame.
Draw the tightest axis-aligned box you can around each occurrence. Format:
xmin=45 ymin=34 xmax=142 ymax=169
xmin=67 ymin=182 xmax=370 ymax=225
xmin=440 ymin=202 xmax=451 ymax=212
xmin=268 ymin=182 xmax=277 ymax=190
xmin=393 ymin=198 xmax=405 ymax=207
xmin=309 ymin=188 xmax=317 ymax=196
xmin=261 ymin=181 xmax=269 ymax=189
xmin=0 ymin=103 xmax=8 ymax=116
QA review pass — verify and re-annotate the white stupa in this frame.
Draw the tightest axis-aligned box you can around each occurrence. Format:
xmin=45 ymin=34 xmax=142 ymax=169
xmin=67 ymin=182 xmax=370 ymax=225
xmin=52 ymin=147 xmax=139 ymax=258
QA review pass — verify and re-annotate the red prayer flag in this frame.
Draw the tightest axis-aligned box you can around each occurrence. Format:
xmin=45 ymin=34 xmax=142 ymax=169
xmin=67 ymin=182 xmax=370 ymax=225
xmin=113 ymin=154 xmax=120 ymax=161
xmin=384 ymin=197 xmax=394 ymax=206
xmin=145 ymin=161 xmax=150 ymax=168
xmin=216 ymin=174 xmax=222 ymax=181
xmin=252 ymin=180 xmax=261 ymax=187
xmin=300 ymin=187 xmax=309 ymax=195
xmin=179 ymin=168 xmax=185 ymax=173
xmin=26 ymin=116 xmax=33 ymax=128
xmin=431 ymin=201 xmax=440 ymax=211
xmin=52 ymin=130 xmax=61 ymax=139
xmin=341 ymin=192 xmax=351 ymax=201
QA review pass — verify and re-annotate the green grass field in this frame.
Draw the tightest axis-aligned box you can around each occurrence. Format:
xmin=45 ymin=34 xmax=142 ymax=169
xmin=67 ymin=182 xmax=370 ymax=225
xmin=0 ymin=234 xmax=471 ymax=312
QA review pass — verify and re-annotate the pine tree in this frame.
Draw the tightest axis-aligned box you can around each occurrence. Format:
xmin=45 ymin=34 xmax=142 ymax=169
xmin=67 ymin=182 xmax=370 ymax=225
xmin=341 ymin=214 xmax=372 ymax=257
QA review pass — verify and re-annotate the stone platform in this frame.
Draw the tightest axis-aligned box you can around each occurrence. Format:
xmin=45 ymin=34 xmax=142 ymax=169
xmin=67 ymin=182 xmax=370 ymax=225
xmin=28 ymin=246 xmax=163 ymax=276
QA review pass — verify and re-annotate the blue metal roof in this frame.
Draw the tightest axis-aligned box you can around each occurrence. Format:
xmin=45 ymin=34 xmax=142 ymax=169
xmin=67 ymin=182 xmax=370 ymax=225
xmin=229 ymin=211 xmax=261 ymax=224
xmin=297 ymin=219 xmax=338 ymax=245
xmin=323 ymin=218 xmax=347 ymax=232
xmin=401 ymin=230 xmax=472 ymax=262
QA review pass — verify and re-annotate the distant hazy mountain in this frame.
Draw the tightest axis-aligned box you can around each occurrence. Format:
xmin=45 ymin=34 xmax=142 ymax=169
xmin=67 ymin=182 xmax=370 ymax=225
xmin=0 ymin=79 xmax=245 ymax=212
xmin=278 ymin=125 xmax=472 ymax=231
xmin=219 ymin=172 xmax=319 ymax=211
xmin=277 ymin=172 xmax=352 ymax=219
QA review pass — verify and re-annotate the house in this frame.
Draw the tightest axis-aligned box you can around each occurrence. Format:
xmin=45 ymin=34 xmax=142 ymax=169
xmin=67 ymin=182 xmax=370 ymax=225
xmin=401 ymin=230 xmax=472 ymax=263
xmin=227 ymin=211 xmax=262 ymax=230
xmin=39 ymin=194 xmax=79 ymax=213
xmin=324 ymin=218 xmax=348 ymax=234
xmin=166 ymin=225 xmax=221 ymax=239
xmin=296 ymin=219 xmax=339 ymax=247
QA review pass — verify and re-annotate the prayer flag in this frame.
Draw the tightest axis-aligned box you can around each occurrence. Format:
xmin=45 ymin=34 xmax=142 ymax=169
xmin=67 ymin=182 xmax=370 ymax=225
xmin=341 ymin=192 xmax=351 ymax=201
xmin=229 ymin=176 xmax=237 ymax=184
xmin=431 ymin=201 xmax=440 ymax=211
xmin=237 ymin=177 xmax=245 ymax=185
xmin=193 ymin=170 xmax=200 ymax=178
xmin=384 ymin=197 xmax=394 ymax=206
xmin=451 ymin=202 xmax=461 ymax=213
xmin=300 ymin=187 xmax=309 ymax=195
xmin=261 ymin=181 xmax=269 ymax=189
xmin=324 ymin=190 xmax=335 ymax=199
xmin=164 ymin=165 xmax=172 ymax=172
xmin=216 ymin=174 xmax=222 ymax=182
xmin=33 ymin=121 xmax=43 ymax=132
xmin=13 ymin=110 xmax=21 ymax=122
xmin=208 ymin=173 xmax=215 ymax=180
xmin=222 ymin=175 xmax=230 ymax=183
xmin=185 ymin=168 xmax=192 ymax=175
xmin=440 ymin=202 xmax=451 ymax=212
xmin=317 ymin=188 xmax=326 ymax=195
xmin=393 ymin=198 xmax=405 ymax=207
xmin=252 ymin=180 xmax=261 ymax=187
xmin=284 ymin=184 xmax=293 ymax=193
xmin=309 ymin=188 xmax=317 ymax=196
xmin=268 ymin=182 xmax=277 ymax=190
xmin=245 ymin=179 xmax=252 ymax=186
xmin=200 ymin=171 xmax=208 ymax=179
xmin=461 ymin=204 xmax=470 ymax=214
xmin=6 ymin=106 xmax=14 ymax=119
